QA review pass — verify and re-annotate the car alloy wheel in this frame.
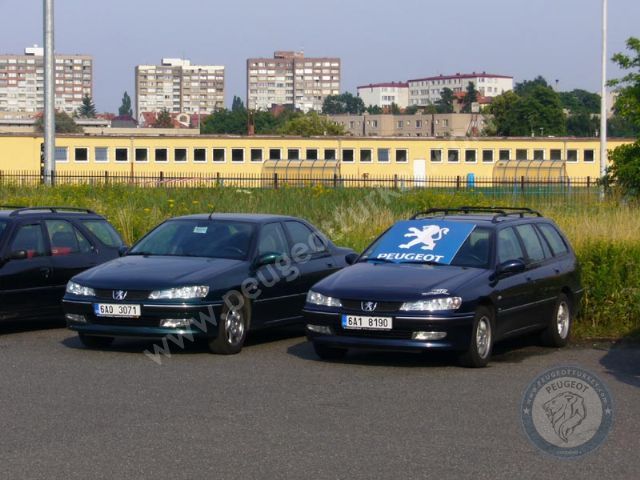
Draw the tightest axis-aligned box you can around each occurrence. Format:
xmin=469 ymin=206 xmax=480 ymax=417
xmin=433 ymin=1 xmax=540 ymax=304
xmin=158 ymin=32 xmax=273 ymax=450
xmin=556 ymin=300 xmax=570 ymax=339
xmin=476 ymin=315 xmax=492 ymax=359
xmin=541 ymin=293 xmax=572 ymax=348
xmin=225 ymin=308 xmax=245 ymax=346
xmin=208 ymin=301 xmax=250 ymax=355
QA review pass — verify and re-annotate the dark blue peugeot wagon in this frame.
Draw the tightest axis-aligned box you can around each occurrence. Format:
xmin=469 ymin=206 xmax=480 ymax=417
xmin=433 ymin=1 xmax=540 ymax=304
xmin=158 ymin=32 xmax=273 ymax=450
xmin=303 ymin=207 xmax=583 ymax=367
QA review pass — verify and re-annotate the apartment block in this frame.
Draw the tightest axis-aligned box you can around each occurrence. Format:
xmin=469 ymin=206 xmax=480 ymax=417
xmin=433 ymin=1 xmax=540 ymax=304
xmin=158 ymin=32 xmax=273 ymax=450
xmin=247 ymin=51 xmax=340 ymax=112
xmin=329 ymin=112 xmax=489 ymax=137
xmin=408 ymin=72 xmax=513 ymax=106
xmin=135 ymin=58 xmax=225 ymax=119
xmin=357 ymin=82 xmax=409 ymax=109
xmin=0 ymin=46 xmax=92 ymax=115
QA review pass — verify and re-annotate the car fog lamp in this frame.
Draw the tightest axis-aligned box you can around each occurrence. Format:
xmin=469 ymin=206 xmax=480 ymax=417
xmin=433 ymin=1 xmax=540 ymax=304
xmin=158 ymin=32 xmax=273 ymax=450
xmin=65 ymin=313 xmax=86 ymax=323
xmin=160 ymin=318 xmax=192 ymax=328
xmin=306 ymin=324 xmax=333 ymax=335
xmin=412 ymin=331 xmax=447 ymax=341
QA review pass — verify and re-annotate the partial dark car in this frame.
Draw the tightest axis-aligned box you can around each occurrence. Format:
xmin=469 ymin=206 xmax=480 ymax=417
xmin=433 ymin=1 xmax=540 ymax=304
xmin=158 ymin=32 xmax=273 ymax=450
xmin=0 ymin=206 xmax=125 ymax=322
xmin=304 ymin=207 xmax=583 ymax=367
xmin=63 ymin=213 xmax=356 ymax=353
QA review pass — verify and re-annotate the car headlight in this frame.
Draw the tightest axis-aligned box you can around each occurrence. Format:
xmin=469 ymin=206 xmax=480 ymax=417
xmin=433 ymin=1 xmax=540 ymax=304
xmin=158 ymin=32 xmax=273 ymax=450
xmin=148 ymin=285 xmax=209 ymax=300
xmin=306 ymin=290 xmax=342 ymax=308
xmin=66 ymin=281 xmax=96 ymax=297
xmin=400 ymin=297 xmax=462 ymax=311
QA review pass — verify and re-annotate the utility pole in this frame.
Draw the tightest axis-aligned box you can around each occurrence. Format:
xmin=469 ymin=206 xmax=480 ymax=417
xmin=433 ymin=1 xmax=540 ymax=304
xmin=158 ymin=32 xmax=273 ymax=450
xmin=43 ymin=0 xmax=55 ymax=185
xmin=600 ymin=0 xmax=608 ymax=184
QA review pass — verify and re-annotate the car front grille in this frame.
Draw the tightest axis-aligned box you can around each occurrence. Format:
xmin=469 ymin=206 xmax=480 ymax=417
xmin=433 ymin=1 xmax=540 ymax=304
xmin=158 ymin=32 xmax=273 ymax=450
xmin=94 ymin=289 xmax=151 ymax=301
xmin=340 ymin=300 xmax=402 ymax=313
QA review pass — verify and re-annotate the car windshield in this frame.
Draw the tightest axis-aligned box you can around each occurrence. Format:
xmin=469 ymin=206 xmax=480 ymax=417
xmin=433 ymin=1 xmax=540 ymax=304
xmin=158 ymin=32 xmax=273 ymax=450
xmin=129 ymin=219 xmax=255 ymax=260
xmin=361 ymin=220 xmax=491 ymax=268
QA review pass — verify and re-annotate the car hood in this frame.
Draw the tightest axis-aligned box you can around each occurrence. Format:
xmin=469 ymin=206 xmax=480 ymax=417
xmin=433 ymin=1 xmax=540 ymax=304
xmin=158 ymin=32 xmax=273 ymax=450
xmin=313 ymin=262 xmax=486 ymax=301
xmin=72 ymin=255 xmax=245 ymax=290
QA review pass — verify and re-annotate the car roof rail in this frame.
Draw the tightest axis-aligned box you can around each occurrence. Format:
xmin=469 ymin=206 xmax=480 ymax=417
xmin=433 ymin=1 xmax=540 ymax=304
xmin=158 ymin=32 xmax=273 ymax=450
xmin=0 ymin=205 xmax=26 ymax=210
xmin=8 ymin=206 xmax=97 ymax=216
xmin=411 ymin=206 xmax=543 ymax=223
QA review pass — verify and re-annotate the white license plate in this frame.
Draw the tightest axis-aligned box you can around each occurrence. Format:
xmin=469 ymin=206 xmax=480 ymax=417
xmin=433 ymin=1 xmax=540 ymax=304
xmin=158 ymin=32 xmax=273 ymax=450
xmin=93 ymin=303 xmax=141 ymax=318
xmin=341 ymin=315 xmax=392 ymax=330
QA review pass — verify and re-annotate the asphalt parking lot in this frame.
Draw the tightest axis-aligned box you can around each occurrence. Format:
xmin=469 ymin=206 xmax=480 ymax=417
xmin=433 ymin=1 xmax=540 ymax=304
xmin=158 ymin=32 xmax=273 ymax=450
xmin=0 ymin=322 xmax=638 ymax=480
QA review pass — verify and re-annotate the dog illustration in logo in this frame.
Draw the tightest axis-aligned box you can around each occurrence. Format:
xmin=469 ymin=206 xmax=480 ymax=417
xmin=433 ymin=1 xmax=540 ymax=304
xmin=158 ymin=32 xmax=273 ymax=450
xmin=399 ymin=225 xmax=450 ymax=251
xmin=543 ymin=392 xmax=587 ymax=443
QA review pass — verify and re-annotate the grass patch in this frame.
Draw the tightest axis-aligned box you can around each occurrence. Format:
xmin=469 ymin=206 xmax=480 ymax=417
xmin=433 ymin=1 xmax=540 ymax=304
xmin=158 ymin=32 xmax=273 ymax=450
xmin=1 ymin=184 xmax=638 ymax=339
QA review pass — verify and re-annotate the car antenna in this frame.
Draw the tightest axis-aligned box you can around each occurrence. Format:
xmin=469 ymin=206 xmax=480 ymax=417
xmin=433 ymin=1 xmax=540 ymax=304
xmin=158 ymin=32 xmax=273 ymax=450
xmin=208 ymin=209 xmax=215 ymax=220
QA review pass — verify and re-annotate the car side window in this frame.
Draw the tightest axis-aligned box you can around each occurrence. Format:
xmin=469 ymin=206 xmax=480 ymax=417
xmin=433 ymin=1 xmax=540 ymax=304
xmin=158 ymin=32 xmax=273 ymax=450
xmin=537 ymin=223 xmax=569 ymax=256
xmin=10 ymin=223 xmax=47 ymax=258
xmin=45 ymin=220 xmax=93 ymax=256
xmin=80 ymin=219 xmax=123 ymax=247
xmin=515 ymin=224 xmax=547 ymax=263
xmin=497 ymin=227 xmax=524 ymax=264
xmin=257 ymin=223 xmax=289 ymax=257
xmin=284 ymin=221 xmax=328 ymax=255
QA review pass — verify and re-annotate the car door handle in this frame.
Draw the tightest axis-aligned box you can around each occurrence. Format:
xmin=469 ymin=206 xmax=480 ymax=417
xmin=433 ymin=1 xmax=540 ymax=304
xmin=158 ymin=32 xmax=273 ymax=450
xmin=40 ymin=267 xmax=51 ymax=278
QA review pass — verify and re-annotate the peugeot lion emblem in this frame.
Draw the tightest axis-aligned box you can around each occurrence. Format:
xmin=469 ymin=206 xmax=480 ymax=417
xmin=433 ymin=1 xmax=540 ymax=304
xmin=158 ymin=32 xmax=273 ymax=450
xmin=361 ymin=301 xmax=377 ymax=312
xmin=113 ymin=290 xmax=128 ymax=301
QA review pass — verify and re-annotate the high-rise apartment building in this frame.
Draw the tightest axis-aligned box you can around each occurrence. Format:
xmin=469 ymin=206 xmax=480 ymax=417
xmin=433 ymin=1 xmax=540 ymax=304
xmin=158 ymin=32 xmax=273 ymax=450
xmin=247 ymin=51 xmax=340 ymax=112
xmin=0 ymin=46 xmax=92 ymax=115
xmin=408 ymin=72 xmax=513 ymax=106
xmin=135 ymin=58 xmax=225 ymax=119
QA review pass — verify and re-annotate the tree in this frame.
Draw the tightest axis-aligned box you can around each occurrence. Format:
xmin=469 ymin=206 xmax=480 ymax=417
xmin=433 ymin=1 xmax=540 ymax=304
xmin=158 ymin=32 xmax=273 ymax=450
xmin=278 ymin=111 xmax=346 ymax=136
xmin=436 ymin=88 xmax=454 ymax=113
xmin=152 ymin=109 xmax=173 ymax=128
xmin=77 ymin=95 xmax=96 ymax=118
xmin=200 ymin=109 xmax=247 ymax=134
xmin=366 ymin=105 xmax=383 ymax=114
xmin=389 ymin=102 xmax=401 ymax=114
xmin=608 ymin=114 xmax=640 ymax=137
xmin=35 ymin=110 xmax=83 ymax=133
xmin=403 ymin=105 xmax=420 ymax=115
xmin=566 ymin=112 xmax=599 ymax=137
xmin=559 ymin=89 xmax=601 ymax=114
xmin=605 ymin=37 xmax=640 ymax=193
xmin=231 ymin=96 xmax=246 ymax=113
xmin=489 ymin=77 xmax=566 ymax=136
xmin=118 ymin=91 xmax=133 ymax=117
xmin=462 ymin=82 xmax=478 ymax=113
xmin=321 ymin=93 xmax=365 ymax=115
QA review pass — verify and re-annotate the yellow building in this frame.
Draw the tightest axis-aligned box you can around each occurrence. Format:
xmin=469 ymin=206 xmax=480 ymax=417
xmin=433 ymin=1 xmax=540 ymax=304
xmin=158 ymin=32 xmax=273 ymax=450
xmin=0 ymin=132 xmax=633 ymax=180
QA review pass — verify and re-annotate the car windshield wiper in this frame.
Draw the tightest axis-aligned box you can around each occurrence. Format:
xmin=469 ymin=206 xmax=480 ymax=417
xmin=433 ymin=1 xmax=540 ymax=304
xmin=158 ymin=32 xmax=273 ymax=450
xmin=399 ymin=260 xmax=445 ymax=266
xmin=359 ymin=257 xmax=395 ymax=264
xmin=126 ymin=251 xmax=155 ymax=256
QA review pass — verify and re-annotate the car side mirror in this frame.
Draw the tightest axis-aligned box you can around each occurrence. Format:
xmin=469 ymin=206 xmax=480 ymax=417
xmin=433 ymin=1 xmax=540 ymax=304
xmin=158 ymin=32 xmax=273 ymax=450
xmin=253 ymin=252 xmax=282 ymax=269
xmin=496 ymin=259 xmax=526 ymax=276
xmin=345 ymin=253 xmax=359 ymax=265
xmin=118 ymin=245 xmax=129 ymax=257
xmin=10 ymin=250 xmax=29 ymax=260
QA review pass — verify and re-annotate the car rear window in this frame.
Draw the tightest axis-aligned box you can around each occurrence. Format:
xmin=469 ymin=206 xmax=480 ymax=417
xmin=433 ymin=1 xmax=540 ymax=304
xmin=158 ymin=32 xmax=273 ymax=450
xmin=515 ymin=224 xmax=547 ymax=263
xmin=80 ymin=219 xmax=124 ymax=247
xmin=537 ymin=224 xmax=569 ymax=256
xmin=0 ymin=220 xmax=7 ymax=241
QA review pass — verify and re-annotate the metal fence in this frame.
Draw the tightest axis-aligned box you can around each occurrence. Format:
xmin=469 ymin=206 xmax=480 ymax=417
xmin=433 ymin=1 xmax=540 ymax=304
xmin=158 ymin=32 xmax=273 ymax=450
xmin=0 ymin=170 xmax=602 ymax=198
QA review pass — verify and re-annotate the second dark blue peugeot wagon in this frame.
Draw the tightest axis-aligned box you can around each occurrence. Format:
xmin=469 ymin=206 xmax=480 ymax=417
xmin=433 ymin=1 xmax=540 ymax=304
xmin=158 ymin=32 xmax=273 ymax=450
xmin=303 ymin=207 xmax=582 ymax=367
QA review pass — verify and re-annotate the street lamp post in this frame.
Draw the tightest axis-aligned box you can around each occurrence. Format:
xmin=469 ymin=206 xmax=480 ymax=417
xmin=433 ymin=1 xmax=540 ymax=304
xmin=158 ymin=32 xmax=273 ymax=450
xmin=43 ymin=0 xmax=55 ymax=185
xmin=600 ymin=0 xmax=608 ymax=184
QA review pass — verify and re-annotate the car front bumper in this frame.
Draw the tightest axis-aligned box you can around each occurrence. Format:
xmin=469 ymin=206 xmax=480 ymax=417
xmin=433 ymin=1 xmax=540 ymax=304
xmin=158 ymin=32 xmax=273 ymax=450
xmin=303 ymin=308 xmax=476 ymax=352
xmin=63 ymin=298 xmax=224 ymax=339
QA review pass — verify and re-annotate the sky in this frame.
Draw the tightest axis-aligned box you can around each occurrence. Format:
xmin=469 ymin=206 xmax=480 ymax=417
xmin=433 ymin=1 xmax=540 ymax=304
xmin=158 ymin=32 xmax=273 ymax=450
xmin=0 ymin=0 xmax=638 ymax=113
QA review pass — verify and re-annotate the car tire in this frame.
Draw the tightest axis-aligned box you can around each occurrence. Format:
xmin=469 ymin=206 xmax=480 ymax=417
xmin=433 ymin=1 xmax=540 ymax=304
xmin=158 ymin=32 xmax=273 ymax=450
xmin=208 ymin=302 xmax=250 ymax=355
xmin=540 ymin=293 xmax=572 ymax=348
xmin=313 ymin=342 xmax=347 ymax=361
xmin=459 ymin=306 xmax=494 ymax=368
xmin=78 ymin=333 xmax=114 ymax=349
